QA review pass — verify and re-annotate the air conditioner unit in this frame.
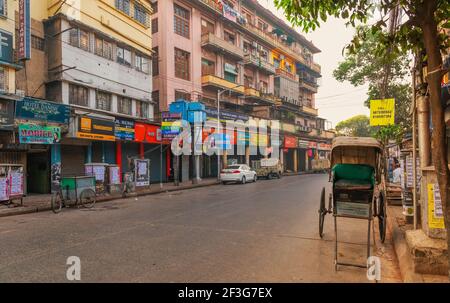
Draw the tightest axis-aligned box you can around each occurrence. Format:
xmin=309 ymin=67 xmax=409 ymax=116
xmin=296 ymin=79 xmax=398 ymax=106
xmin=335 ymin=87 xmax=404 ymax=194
xmin=15 ymin=89 xmax=25 ymax=97
xmin=279 ymin=54 xmax=285 ymax=60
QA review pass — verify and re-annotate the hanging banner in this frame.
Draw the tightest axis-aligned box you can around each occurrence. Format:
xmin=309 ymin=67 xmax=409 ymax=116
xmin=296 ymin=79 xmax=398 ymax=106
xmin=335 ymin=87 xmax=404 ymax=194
xmin=19 ymin=124 xmax=61 ymax=144
xmin=427 ymin=183 xmax=445 ymax=229
xmin=370 ymin=98 xmax=395 ymax=126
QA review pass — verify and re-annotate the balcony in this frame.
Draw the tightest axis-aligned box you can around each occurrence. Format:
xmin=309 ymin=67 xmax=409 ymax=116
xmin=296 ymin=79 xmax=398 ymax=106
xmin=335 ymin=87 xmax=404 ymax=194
xmin=302 ymin=105 xmax=319 ymax=116
xmin=299 ymin=80 xmax=318 ymax=93
xmin=243 ymin=53 xmax=276 ymax=75
xmin=201 ymin=33 xmax=244 ymax=60
xmin=296 ymin=125 xmax=312 ymax=133
xmin=276 ymin=68 xmax=299 ymax=81
xmin=196 ymin=0 xmax=223 ymax=14
xmin=244 ymin=87 xmax=282 ymax=105
xmin=202 ymin=75 xmax=245 ymax=94
xmin=312 ymin=62 xmax=321 ymax=74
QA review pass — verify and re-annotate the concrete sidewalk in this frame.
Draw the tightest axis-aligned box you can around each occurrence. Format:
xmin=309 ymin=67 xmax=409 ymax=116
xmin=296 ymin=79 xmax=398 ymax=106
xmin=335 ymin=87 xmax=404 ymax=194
xmin=387 ymin=205 xmax=449 ymax=282
xmin=0 ymin=178 xmax=220 ymax=218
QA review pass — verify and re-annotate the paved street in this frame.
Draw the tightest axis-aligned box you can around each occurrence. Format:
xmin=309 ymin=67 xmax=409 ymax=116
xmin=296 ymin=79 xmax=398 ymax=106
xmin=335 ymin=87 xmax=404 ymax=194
xmin=0 ymin=174 xmax=401 ymax=282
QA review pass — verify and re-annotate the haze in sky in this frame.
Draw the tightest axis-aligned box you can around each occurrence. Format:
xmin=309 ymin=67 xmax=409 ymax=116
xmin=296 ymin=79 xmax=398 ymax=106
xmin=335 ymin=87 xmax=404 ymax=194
xmin=260 ymin=1 xmax=370 ymax=128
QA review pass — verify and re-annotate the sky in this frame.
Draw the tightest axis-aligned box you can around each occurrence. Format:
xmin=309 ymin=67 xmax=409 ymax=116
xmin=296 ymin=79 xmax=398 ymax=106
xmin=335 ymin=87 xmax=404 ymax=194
xmin=259 ymin=1 xmax=371 ymax=128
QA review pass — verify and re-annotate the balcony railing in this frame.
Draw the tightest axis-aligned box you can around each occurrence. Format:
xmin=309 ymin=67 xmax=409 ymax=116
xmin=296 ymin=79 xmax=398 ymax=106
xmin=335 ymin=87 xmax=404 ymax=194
xmin=201 ymin=33 xmax=244 ymax=59
xmin=243 ymin=53 xmax=276 ymax=74
xmin=202 ymin=74 xmax=245 ymax=94
xmin=244 ymin=87 xmax=281 ymax=105
xmin=302 ymin=105 xmax=318 ymax=116
xmin=276 ymin=68 xmax=300 ymax=81
xmin=312 ymin=62 xmax=321 ymax=74
xmin=198 ymin=0 xmax=223 ymax=14
xmin=299 ymin=80 xmax=318 ymax=93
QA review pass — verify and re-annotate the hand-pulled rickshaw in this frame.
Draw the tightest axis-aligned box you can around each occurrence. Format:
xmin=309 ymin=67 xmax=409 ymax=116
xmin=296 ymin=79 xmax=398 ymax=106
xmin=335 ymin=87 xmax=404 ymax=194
xmin=318 ymin=137 xmax=386 ymax=271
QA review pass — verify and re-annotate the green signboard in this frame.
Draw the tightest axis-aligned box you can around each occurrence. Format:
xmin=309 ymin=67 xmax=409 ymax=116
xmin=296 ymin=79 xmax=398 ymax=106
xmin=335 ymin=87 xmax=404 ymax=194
xmin=19 ymin=124 xmax=61 ymax=144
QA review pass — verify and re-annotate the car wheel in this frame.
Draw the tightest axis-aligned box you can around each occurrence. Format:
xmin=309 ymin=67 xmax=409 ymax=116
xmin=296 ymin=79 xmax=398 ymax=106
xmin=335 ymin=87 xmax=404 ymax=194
xmin=222 ymin=181 xmax=227 ymax=185
xmin=241 ymin=176 xmax=246 ymax=184
xmin=253 ymin=175 xmax=257 ymax=182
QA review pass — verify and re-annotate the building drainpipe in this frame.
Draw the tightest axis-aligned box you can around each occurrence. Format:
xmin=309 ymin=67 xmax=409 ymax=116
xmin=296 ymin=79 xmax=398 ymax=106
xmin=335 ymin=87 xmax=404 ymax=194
xmin=116 ymin=141 xmax=122 ymax=183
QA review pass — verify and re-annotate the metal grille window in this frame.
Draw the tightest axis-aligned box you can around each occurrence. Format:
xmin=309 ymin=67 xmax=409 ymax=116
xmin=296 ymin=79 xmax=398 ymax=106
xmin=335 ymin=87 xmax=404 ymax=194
xmin=115 ymin=0 xmax=130 ymax=15
xmin=201 ymin=58 xmax=215 ymax=76
xmin=174 ymin=4 xmax=190 ymax=38
xmin=0 ymin=0 xmax=6 ymax=16
xmin=95 ymin=36 xmax=113 ymax=60
xmin=69 ymin=84 xmax=89 ymax=107
xmin=152 ymin=91 xmax=160 ymax=117
xmin=31 ymin=35 xmax=45 ymax=51
xmin=152 ymin=47 xmax=159 ymax=76
xmin=136 ymin=100 xmax=149 ymax=118
xmin=201 ymin=19 xmax=214 ymax=35
xmin=135 ymin=53 xmax=150 ymax=74
xmin=175 ymin=90 xmax=190 ymax=101
xmin=69 ymin=28 xmax=89 ymax=51
xmin=151 ymin=1 xmax=157 ymax=14
xmin=117 ymin=46 xmax=132 ymax=66
xmin=96 ymin=91 xmax=112 ymax=111
xmin=174 ymin=48 xmax=190 ymax=80
xmin=118 ymin=96 xmax=132 ymax=115
xmin=0 ymin=67 xmax=7 ymax=92
xmin=152 ymin=18 xmax=158 ymax=34
xmin=134 ymin=2 xmax=149 ymax=27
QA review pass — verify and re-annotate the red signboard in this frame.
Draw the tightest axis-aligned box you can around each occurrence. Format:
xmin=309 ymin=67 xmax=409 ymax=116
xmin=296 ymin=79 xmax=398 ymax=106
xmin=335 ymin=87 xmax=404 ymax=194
xmin=284 ymin=136 xmax=298 ymax=148
xmin=135 ymin=123 xmax=164 ymax=144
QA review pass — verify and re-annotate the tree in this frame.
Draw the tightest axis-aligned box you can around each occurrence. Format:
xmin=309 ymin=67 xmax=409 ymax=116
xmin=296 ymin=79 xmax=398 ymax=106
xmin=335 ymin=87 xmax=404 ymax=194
xmin=274 ymin=0 xmax=450 ymax=277
xmin=333 ymin=25 xmax=412 ymax=130
xmin=335 ymin=115 xmax=373 ymax=137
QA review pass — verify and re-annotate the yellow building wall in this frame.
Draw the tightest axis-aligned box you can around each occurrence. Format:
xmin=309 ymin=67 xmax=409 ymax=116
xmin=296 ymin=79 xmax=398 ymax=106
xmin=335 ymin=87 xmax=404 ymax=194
xmin=271 ymin=51 xmax=296 ymax=74
xmin=44 ymin=0 xmax=152 ymax=55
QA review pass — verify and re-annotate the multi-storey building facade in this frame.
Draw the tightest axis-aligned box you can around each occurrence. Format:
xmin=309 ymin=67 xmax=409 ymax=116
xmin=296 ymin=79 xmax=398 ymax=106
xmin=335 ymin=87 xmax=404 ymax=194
xmin=152 ymin=0 xmax=333 ymax=177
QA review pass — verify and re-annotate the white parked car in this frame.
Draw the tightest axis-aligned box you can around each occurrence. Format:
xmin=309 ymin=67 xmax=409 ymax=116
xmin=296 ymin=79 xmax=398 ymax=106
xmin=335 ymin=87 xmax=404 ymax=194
xmin=220 ymin=164 xmax=257 ymax=184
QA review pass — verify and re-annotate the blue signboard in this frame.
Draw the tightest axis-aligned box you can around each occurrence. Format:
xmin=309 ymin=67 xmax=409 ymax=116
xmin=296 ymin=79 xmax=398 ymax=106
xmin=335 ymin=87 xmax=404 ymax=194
xmin=205 ymin=107 xmax=249 ymax=122
xmin=15 ymin=97 xmax=71 ymax=124
xmin=18 ymin=0 xmax=31 ymax=60
xmin=0 ymin=30 xmax=13 ymax=63
xmin=115 ymin=118 xmax=135 ymax=141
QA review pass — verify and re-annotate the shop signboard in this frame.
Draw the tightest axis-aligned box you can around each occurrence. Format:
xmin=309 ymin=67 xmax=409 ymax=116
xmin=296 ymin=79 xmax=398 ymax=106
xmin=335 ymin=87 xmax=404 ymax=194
xmin=298 ymin=139 xmax=309 ymax=149
xmin=134 ymin=159 xmax=150 ymax=187
xmin=318 ymin=143 xmax=331 ymax=150
xmin=0 ymin=29 xmax=13 ymax=63
xmin=18 ymin=0 xmax=31 ymax=60
xmin=135 ymin=123 xmax=162 ymax=144
xmin=115 ymin=118 xmax=135 ymax=141
xmin=308 ymin=141 xmax=318 ymax=149
xmin=284 ymin=136 xmax=298 ymax=148
xmin=19 ymin=124 xmax=61 ymax=144
xmin=0 ymin=100 xmax=15 ymax=130
xmin=161 ymin=112 xmax=182 ymax=141
xmin=77 ymin=117 xmax=115 ymax=141
xmin=15 ymin=97 xmax=70 ymax=124
xmin=370 ymin=98 xmax=395 ymax=126
xmin=204 ymin=107 xmax=249 ymax=122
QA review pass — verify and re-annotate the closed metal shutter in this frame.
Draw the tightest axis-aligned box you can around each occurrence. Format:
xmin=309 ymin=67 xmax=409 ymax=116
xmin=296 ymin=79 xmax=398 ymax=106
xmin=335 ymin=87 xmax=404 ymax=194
xmin=61 ymin=145 xmax=85 ymax=177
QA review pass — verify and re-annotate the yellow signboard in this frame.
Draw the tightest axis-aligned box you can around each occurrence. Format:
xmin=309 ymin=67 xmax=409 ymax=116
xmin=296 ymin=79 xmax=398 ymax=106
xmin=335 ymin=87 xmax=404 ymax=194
xmin=427 ymin=183 xmax=445 ymax=229
xmin=370 ymin=99 xmax=395 ymax=126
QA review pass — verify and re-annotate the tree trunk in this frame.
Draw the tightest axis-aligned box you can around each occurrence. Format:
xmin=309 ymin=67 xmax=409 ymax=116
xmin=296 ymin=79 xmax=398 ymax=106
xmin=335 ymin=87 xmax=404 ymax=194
xmin=420 ymin=1 xmax=450 ymax=278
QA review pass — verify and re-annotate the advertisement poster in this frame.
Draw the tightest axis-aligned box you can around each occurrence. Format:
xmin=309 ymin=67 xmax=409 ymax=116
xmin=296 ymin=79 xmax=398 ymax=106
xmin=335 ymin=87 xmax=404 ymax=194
xmin=85 ymin=165 xmax=105 ymax=182
xmin=369 ymin=98 xmax=395 ymax=126
xmin=19 ymin=124 xmax=61 ymax=144
xmin=427 ymin=183 xmax=445 ymax=229
xmin=9 ymin=168 xmax=24 ymax=196
xmin=134 ymin=159 xmax=150 ymax=187
xmin=109 ymin=166 xmax=120 ymax=185
xmin=0 ymin=177 xmax=8 ymax=201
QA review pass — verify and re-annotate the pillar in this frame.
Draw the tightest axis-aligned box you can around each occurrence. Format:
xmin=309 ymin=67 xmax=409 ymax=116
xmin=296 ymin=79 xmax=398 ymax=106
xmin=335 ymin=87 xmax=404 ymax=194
xmin=293 ymin=149 xmax=298 ymax=173
xmin=51 ymin=144 xmax=61 ymax=193
xmin=116 ymin=141 xmax=122 ymax=183
xmin=223 ymin=150 xmax=228 ymax=169
xmin=417 ymin=95 xmax=430 ymax=168
xmin=101 ymin=142 xmax=106 ymax=163
xmin=166 ymin=147 xmax=171 ymax=182
xmin=245 ymin=146 xmax=250 ymax=166
xmin=139 ymin=142 xmax=145 ymax=159
xmin=86 ymin=142 xmax=92 ymax=163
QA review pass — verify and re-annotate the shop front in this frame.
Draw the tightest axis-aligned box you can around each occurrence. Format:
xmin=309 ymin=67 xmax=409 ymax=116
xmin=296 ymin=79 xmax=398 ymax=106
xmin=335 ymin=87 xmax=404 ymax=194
xmin=284 ymin=135 xmax=298 ymax=172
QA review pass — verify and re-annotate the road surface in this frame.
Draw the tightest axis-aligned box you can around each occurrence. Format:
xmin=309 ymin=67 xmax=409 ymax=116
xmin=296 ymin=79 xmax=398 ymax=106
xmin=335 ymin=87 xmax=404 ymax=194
xmin=0 ymin=174 xmax=401 ymax=282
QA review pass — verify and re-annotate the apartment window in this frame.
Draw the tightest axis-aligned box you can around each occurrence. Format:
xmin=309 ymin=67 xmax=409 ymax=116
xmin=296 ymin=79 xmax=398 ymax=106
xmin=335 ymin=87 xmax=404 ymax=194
xmin=152 ymin=91 xmax=160 ymax=117
xmin=31 ymin=35 xmax=45 ymax=51
xmin=96 ymin=91 xmax=112 ymax=111
xmin=201 ymin=19 xmax=214 ymax=35
xmin=224 ymin=63 xmax=237 ymax=83
xmin=224 ymin=30 xmax=235 ymax=45
xmin=95 ymin=36 xmax=113 ymax=60
xmin=151 ymin=1 xmax=157 ymax=14
xmin=134 ymin=2 xmax=150 ymax=27
xmin=135 ymin=53 xmax=150 ymax=74
xmin=115 ymin=0 xmax=130 ymax=15
xmin=175 ymin=90 xmax=190 ymax=101
xmin=0 ymin=67 xmax=7 ymax=92
xmin=136 ymin=100 xmax=149 ymax=118
xmin=69 ymin=84 xmax=89 ymax=107
xmin=174 ymin=48 xmax=190 ymax=80
xmin=69 ymin=28 xmax=89 ymax=51
xmin=201 ymin=58 xmax=215 ymax=76
xmin=0 ymin=0 xmax=6 ymax=16
xmin=117 ymin=46 xmax=132 ymax=66
xmin=244 ymin=75 xmax=254 ymax=88
xmin=118 ymin=96 xmax=132 ymax=115
xmin=152 ymin=18 xmax=158 ymax=34
xmin=273 ymin=58 xmax=280 ymax=68
xmin=174 ymin=4 xmax=190 ymax=38
xmin=152 ymin=47 xmax=159 ymax=76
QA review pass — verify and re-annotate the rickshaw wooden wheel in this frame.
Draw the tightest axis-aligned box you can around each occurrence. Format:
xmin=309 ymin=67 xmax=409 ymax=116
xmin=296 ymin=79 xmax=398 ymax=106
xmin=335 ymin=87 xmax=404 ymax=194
xmin=378 ymin=190 xmax=387 ymax=243
xmin=80 ymin=189 xmax=96 ymax=209
xmin=319 ymin=187 xmax=326 ymax=238
xmin=51 ymin=192 xmax=63 ymax=214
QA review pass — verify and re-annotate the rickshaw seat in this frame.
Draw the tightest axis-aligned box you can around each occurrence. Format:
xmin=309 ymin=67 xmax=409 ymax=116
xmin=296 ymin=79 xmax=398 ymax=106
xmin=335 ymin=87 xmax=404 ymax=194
xmin=332 ymin=164 xmax=375 ymax=190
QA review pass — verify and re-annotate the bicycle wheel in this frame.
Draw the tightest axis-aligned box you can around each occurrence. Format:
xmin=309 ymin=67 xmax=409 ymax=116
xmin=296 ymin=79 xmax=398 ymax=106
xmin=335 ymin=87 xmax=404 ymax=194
xmin=51 ymin=192 xmax=63 ymax=214
xmin=378 ymin=191 xmax=387 ymax=243
xmin=80 ymin=188 xmax=96 ymax=209
xmin=319 ymin=187 xmax=326 ymax=238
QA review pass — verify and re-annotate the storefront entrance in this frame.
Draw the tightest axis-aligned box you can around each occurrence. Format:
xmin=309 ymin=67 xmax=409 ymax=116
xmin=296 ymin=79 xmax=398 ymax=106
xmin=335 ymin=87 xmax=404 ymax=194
xmin=27 ymin=151 xmax=50 ymax=194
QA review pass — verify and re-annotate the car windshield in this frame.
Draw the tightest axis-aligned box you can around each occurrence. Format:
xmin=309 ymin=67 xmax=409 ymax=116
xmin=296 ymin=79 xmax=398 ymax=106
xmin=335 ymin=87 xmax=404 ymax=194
xmin=227 ymin=165 xmax=241 ymax=170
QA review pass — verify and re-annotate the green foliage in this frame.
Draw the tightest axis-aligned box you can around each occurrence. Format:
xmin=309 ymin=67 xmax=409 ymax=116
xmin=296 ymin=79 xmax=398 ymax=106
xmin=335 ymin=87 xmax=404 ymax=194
xmin=335 ymin=115 xmax=373 ymax=137
xmin=373 ymin=124 xmax=404 ymax=145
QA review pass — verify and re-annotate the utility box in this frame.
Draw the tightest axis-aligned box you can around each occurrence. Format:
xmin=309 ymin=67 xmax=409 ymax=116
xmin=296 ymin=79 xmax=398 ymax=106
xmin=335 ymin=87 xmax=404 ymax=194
xmin=107 ymin=165 xmax=122 ymax=195
xmin=85 ymin=163 xmax=108 ymax=194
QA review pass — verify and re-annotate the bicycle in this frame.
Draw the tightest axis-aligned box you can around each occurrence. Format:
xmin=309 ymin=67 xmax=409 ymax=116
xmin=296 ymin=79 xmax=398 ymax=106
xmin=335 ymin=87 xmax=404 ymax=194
xmin=51 ymin=176 xmax=97 ymax=214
